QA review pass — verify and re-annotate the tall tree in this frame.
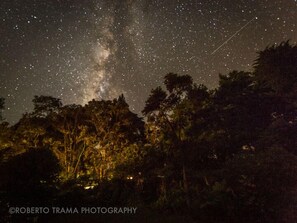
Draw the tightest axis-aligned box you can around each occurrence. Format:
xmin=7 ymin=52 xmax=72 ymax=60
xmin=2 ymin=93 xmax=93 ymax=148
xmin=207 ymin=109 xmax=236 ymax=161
xmin=143 ymin=73 xmax=200 ymax=206
xmin=50 ymin=104 xmax=96 ymax=180
xmin=212 ymin=71 xmax=275 ymax=160
xmin=253 ymin=41 xmax=297 ymax=152
xmin=85 ymin=95 xmax=144 ymax=180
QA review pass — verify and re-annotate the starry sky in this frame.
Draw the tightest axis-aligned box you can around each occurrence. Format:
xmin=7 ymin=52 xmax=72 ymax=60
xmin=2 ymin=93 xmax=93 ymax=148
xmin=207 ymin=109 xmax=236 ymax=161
xmin=0 ymin=0 xmax=296 ymax=123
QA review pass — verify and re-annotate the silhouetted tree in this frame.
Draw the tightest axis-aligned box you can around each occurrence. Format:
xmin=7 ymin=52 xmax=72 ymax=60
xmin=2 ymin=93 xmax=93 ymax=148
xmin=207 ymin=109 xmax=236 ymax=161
xmin=253 ymin=41 xmax=297 ymax=153
xmin=254 ymin=41 xmax=297 ymax=97
xmin=0 ymin=147 xmax=61 ymax=205
xmin=210 ymin=71 xmax=279 ymax=160
xmin=143 ymin=73 xmax=197 ymax=206
xmin=32 ymin=95 xmax=62 ymax=118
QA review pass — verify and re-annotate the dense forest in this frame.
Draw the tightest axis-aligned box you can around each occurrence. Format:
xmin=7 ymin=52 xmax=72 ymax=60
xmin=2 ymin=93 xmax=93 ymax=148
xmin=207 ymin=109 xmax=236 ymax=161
xmin=1 ymin=42 xmax=297 ymax=223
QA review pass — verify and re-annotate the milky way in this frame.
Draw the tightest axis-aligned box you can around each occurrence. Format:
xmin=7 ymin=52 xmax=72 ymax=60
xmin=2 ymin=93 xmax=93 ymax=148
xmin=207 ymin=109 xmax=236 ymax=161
xmin=0 ymin=0 xmax=296 ymax=123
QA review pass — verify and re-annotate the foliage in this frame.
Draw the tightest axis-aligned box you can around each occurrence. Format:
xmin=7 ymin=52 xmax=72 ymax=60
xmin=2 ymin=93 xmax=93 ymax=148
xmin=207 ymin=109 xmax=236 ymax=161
xmin=210 ymin=71 xmax=275 ymax=160
xmin=0 ymin=41 xmax=297 ymax=222
xmin=254 ymin=41 xmax=297 ymax=96
xmin=223 ymin=148 xmax=297 ymax=222
xmin=0 ymin=147 xmax=61 ymax=205
xmin=32 ymin=95 xmax=62 ymax=118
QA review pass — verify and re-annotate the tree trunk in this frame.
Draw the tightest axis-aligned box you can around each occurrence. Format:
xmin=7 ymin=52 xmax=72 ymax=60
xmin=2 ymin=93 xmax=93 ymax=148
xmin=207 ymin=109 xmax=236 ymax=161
xmin=73 ymin=143 xmax=86 ymax=178
xmin=182 ymin=163 xmax=190 ymax=207
xmin=160 ymin=176 xmax=167 ymax=199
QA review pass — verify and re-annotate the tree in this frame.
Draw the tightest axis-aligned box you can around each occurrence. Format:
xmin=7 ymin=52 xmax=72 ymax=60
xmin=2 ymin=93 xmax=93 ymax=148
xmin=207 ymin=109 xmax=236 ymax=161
xmin=211 ymin=71 xmax=276 ymax=160
xmin=31 ymin=95 xmax=62 ymax=118
xmin=143 ymin=73 xmax=200 ymax=206
xmin=49 ymin=104 xmax=96 ymax=181
xmin=13 ymin=113 xmax=50 ymax=149
xmin=223 ymin=148 xmax=297 ymax=222
xmin=0 ymin=122 xmax=15 ymax=163
xmin=85 ymin=95 xmax=144 ymax=180
xmin=10 ymin=96 xmax=63 ymax=151
xmin=254 ymin=41 xmax=297 ymax=97
xmin=253 ymin=41 xmax=297 ymax=153
xmin=0 ymin=147 xmax=61 ymax=208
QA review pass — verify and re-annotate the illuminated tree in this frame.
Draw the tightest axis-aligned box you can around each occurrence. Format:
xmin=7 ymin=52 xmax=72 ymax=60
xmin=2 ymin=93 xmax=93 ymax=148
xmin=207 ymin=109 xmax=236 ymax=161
xmin=85 ymin=95 xmax=144 ymax=180
xmin=14 ymin=113 xmax=49 ymax=149
xmin=50 ymin=104 xmax=97 ymax=180
xmin=12 ymin=96 xmax=62 ymax=150
xmin=0 ymin=122 xmax=15 ymax=163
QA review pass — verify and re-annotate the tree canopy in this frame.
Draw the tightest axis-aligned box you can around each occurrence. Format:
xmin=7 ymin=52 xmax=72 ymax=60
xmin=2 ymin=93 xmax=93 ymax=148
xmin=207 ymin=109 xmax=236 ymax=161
xmin=1 ymin=41 xmax=297 ymax=222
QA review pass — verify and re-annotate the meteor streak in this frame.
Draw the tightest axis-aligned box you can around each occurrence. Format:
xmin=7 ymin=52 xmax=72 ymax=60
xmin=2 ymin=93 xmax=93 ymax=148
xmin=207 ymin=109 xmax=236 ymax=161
xmin=211 ymin=17 xmax=257 ymax=55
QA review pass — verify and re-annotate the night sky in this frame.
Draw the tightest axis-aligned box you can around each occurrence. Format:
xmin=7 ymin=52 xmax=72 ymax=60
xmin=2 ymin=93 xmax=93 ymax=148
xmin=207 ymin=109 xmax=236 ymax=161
xmin=0 ymin=0 xmax=296 ymax=123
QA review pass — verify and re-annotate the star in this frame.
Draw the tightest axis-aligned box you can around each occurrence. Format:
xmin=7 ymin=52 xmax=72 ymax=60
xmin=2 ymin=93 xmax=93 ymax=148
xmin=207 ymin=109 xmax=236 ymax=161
xmin=0 ymin=0 xmax=296 ymax=123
